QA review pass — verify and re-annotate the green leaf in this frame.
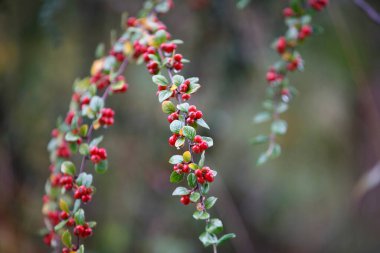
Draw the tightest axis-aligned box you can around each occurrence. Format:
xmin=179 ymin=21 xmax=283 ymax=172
xmin=170 ymin=120 xmax=183 ymax=133
xmin=77 ymin=172 xmax=93 ymax=187
xmin=187 ymin=77 xmax=199 ymax=84
xmin=172 ymin=187 xmax=190 ymax=196
xmin=78 ymin=245 xmax=85 ymax=253
xmin=271 ymin=120 xmax=287 ymax=135
xmin=197 ymin=118 xmax=210 ymax=129
xmin=74 ymin=209 xmax=85 ymax=225
xmin=199 ymin=231 xmax=218 ymax=247
xmin=182 ymin=126 xmax=196 ymax=140
xmin=201 ymin=182 xmax=210 ymax=195
xmin=162 ymin=101 xmax=176 ymax=114
xmin=271 ymin=144 xmax=282 ymax=158
xmin=54 ymin=220 xmax=67 ymax=231
xmin=61 ymin=230 xmax=72 ymax=248
xmin=89 ymin=135 xmax=103 ymax=148
xmin=201 ymin=136 xmax=213 ymax=148
xmin=198 ymin=151 xmax=206 ymax=168
xmin=206 ymin=218 xmax=223 ymax=234
xmin=170 ymin=39 xmax=184 ymax=44
xmin=188 ymin=83 xmax=201 ymax=94
xmin=79 ymin=143 xmax=89 ymax=155
xmin=87 ymin=221 xmax=97 ymax=228
xmin=256 ymin=152 xmax=269 ymax=166
xmin=172 ymin=75 xmax=185 ymax=86
xmin=170 ymin=171 xmax=184 ymax=183
xmin=190 ymin=192 xmax=200 ymax=202
xmin=205 ymin=196 xmax=217 ymax=209
xmin=72 ymin=199 xmax=81 ymax=213
xmin=61 ymin=161 xmax=76 ymax=176
xmin=158 ymin=90 xmax=172 ymax=102
xmin=187 ymin=173 xmax=197 ymax=188
xmin=154 ymin=29 xmax=167 ymax=44
xmin=217 ymin=233 xmax=236 ymax=245
xmin=169 ymin=155 xmax=183 ymax=164
xmin=250 ymin=135 xmax=269 ymax=145
xmin=175 ymin=137 xmax=185 ymax=148
xmin=152 ymin=75 xmax=169 ymax=86
xmin=65 ymin=132 xmax=80 ymax=142
xmin=253 ymin=112 xmax=271 ymax=124
xmin=89 ymin=96 xmax=104 ymax=112
xmin=177 ymin=103 xmax=189 ymax=112
xmin=95 ymin=160 xmax=108 ymax=174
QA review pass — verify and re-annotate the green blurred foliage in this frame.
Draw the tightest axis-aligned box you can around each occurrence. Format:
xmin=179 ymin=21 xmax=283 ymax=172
xmin=1 ymin=0 xmax=380 ymax=252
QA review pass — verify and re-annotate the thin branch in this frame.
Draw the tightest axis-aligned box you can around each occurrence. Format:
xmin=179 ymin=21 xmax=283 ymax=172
xmin=354 ymin=0 xmax=380 ymax=25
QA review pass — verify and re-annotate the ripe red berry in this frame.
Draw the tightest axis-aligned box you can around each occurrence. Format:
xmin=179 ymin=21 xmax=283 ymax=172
xmin=283 ymin=7 xmax=294 ymax=17
xmin=199 ymin=141 xmax=208 ymax=151
xmin=266 ymin=71 xmax=277 ymax=82
xmin=204 ymin=172 xmax=214 ymax=182
xmin=180 ymin=195 xmax=190 ymax=205
xmin=188 ymin=105 xmax=197 ymax=112
xmin=276 ymin=36 xmax=287 ymax=54
xmin=174 ymin=54 xmax=182 ymax=62
xmin=195 ymin=110 xmax=203 ymax=119
xmin=197 ymin=176 xmax=205 ymax=184
xmin=169 ymin=135 xmax=177 ymax=146
xmin=181 ymin=93 xmax=190 ymax=100
xmin=195 ymin=169 xmax=203 ymax=177
xmin=192 ymin=145 xmax=201 ymax=153
xmin=60 ymin=211 xmax=69 ymax=220
xmin=194 ymin=135 xmax=202 ymax=143
xmin=182 ymin=164 xmax=190 ymax=173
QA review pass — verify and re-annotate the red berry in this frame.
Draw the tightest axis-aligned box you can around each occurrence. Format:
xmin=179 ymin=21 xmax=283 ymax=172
xmin=199 ymin=141 xmax=208 ymax=151
xmin=180 ymin=195 xmax=190 ymax=205
xmin=276 ymin=37 xmax=287 ymax=54
xmin=195 ymin=110 xmax=203 ymax=119
xmin=169 ymin=135 xmax=177 ymax=146
xmin=188 ymin=105 xmax=197 ymax=112
xmin=194 ymin=135 xmax=202 ymax=143
xmin=283 ymin=7 xmax=294 ymax=17
xmin=174 ymin=54 xmax=182 ymax=62
xmin=192 ymin=145 xmax=201 ymax=153
xmin=182 ymin=164 xmax=190 ymax=173
xmin=67 ymin=218 xmax=75 ymax=227
xmin=195 ymin=169 xmax=203 ymax=177
xmin=60 ymin=211 xmax=69 ymax=220
xmin=197 ymin=176 xmax=205 ymax=184
xmin=186 ymin=117 xmax=195 ymax=124
xmin=266 ymin=71 xmax=277 ymax=82
xmin=204 ymin=172 xmax=214 ymax=182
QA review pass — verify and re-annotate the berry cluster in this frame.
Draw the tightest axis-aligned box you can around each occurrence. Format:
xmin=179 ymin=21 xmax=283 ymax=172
xmin=173 ymin=162 xmax=190 ymax=174
xmin=89 ymin=146 xmax=107 ymax=163
xmin=194 ymin=166 xmax=214 ymax=184
xmin=191 ymin=135 xmax=208 ymax=154
xmin=73 ymin=223 xmax=93 ymax=238
xmin=99 ymin=108 xmax=115 ymax=126
xmin=74 ymin=185 xmax=93 ymax=203
xmin=59 ymin=174 xmax=74 ymax=190
xmin=254 ymin=0 xmax=329 ymax=165
xmin=90 ymin=72 xmax=111 ymax=89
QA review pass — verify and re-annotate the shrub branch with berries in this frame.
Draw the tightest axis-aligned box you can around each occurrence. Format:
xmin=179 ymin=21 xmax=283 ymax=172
xmin=252 ymin=0 xmax=329 ymax=165
xmin=42 ymin=0 xmax=234 ymax=252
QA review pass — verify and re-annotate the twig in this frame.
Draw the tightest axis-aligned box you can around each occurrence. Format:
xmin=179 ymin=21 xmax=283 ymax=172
xmin=354 ymin=0 xmax=380 ymax=25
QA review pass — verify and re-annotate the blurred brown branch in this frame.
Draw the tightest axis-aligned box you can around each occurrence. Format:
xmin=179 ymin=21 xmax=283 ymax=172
xmin=354 ymin=0 xmax=380 ymax=25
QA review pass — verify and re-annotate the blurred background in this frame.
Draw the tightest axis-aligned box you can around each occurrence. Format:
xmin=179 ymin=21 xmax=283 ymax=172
xmin=1 ymin=0 xmax=380 ymax=252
